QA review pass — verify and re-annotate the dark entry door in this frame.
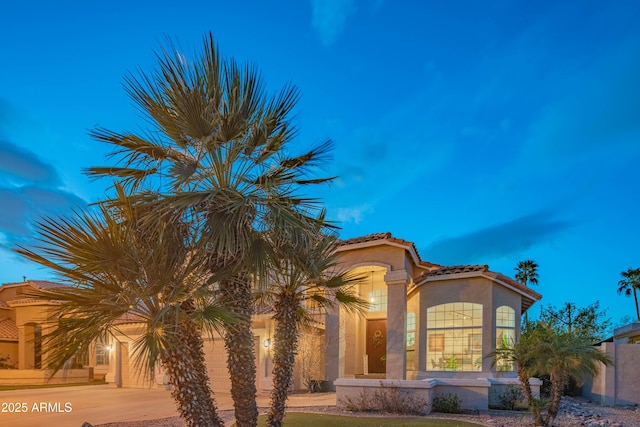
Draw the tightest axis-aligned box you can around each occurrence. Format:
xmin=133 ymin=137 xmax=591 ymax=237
xmin=366 ymin=319 xmax=387 ymax=374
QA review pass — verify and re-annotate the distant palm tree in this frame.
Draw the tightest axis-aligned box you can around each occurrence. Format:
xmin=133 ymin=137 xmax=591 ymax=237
xmin=15 ymin=189 xmax=228 ymax=427
xmin=258 ymin=231 xmax=366 ymax=427
xmin=515 ymin=260 xmax=539 ymax=323
xmin=618 ymin=268 xmax=640 ymax=322
xmin=85 ymin=34 xmax=334 ymax=426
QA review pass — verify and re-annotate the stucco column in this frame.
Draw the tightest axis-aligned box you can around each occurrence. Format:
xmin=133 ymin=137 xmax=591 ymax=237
xmin=324 ymin=304 xmax=341 ymax=390
xmin=17 ymin=325 xmax=26 ymax=370
xmin=384 ymin=270 xmax=410 ymax=380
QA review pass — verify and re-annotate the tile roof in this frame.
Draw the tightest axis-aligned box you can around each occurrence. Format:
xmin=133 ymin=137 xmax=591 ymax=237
xmin=0 ymin=301 xmax=9 ymax=309
xmin=0 ymin=317 xmax=18 ymax=341
xmin=414 ymin=265 xmax=489 ymax=283
xmin=337 ymin=232 xmax=440 ymax=268
xmin=414 ymin=264 xmax=542 ymax=301
xmin=1 ymin=280 xmax=66 ymax=290
xmin=113 ymin=312 xmax=146 ymax=325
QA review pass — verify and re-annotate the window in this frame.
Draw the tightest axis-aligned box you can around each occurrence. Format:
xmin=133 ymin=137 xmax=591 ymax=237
xmin=495 ymin=306 xmax=515 ymax=371
xmin=96 ymin=341 xmax=110 ymax=366
xmin=426 ymin=302 xmax=482 ymax=372
xmin=406 ymin=312 xmax=416 ymax=370
xmin=368 ymin=288 xmax=387 ymax=312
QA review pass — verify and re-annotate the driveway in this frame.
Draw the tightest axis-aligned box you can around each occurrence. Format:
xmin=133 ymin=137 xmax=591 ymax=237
xmin=0 ymin=385 xmax=335 ymax=427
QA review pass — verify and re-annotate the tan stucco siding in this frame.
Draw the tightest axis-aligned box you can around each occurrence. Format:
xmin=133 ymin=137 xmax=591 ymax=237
xmin=615 ymin=344 xmax=640 ymax=405
xmin=336 ymin=245 xmax=405 ymax=272
xmin=0 ymin=341 xmax=18 ymax=366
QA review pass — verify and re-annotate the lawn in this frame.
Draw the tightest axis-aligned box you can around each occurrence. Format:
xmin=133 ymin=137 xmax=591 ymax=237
xmin=247 ymin=413 xmax=483 ymax=426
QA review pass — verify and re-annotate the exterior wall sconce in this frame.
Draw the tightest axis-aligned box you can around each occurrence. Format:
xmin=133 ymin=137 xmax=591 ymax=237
xmin=263 ymin=338 xmax=272 ymax=349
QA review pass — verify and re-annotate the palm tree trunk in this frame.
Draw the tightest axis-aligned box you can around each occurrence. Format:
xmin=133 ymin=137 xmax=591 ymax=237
xmin=267 ymin=292 xmax=301 ymax=427
xmin=221 ymin=277 xmax=258 ymax=427
xmin=518 ymin=368 xmax=544 ymax=426
xmin=546 ymin=371 xmax=565 ymax=424
xmin=634 ymin=289 xmax=640 ymax=322
xmin=162 ymin=320 xmax=224 ymax=427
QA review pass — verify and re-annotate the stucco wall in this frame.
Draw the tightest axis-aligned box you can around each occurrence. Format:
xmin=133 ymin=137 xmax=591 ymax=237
xmin=336 ymin=245 xmax=405 ymax=272
xmin=615 ymin=344 xmax=640 ymax=405
xmin=583 ymin=342 xmax=640 ymax=406
xmin=0 ymin=341 xmax=18 ymax=366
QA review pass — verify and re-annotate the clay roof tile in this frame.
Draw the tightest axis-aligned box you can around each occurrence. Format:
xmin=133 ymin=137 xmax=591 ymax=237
xmin=0 ymin=317 xmax=18 ymax=341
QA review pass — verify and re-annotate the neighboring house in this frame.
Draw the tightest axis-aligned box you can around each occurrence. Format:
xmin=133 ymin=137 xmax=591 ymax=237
xmin=583 ymin=323 xmax=640 ymax=406
xmin=0 ymin=280 xmax=100 ymax=384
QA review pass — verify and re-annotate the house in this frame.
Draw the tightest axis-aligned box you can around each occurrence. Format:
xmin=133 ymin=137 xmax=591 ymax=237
xmin=104 ymin=233 xmax=543 ymax=411
xmin=1 ymin=232 xmax=544 ymax=411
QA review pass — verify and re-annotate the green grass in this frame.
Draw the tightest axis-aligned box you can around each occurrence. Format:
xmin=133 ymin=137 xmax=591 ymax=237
xmin=0 ymin=381 xmax=107 ymax=391
xmin=244 ymin=413 xmax=483 ymax=426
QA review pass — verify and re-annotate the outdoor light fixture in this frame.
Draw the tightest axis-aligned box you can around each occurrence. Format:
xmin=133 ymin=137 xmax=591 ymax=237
xmin=263 ymin=338 xmax=272 ymax=349
xmin=104 ymin=345 xmax=113 ymax=352
xmin=370 ymin=271 xmax=375 ymax=303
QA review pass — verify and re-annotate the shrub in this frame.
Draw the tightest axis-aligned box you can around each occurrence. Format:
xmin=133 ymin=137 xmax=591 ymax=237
xmin=0 ymin=354 xmax=16 ymax=369
xmin=341 ymin=384 xmax=429 ymax=415
xmin=432 ymin=392 xmax=462 ymax=414
xmin=492 ymin=385 xmax=525 ymax=410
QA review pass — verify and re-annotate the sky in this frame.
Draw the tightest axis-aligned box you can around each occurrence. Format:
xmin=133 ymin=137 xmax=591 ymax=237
xmin=1 ymin=0 xmax=639 ymax=328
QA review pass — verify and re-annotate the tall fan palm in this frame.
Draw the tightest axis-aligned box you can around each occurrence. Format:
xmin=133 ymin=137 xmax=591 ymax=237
xmin=15 ymin=189 xmax=229 ymax=427
xmin=258 ymin=231 xmax=366 ymax=427
xmin=515 ymin=260 xmax=539 ymax=323
xmin=618 ymin=268 xmax=640 ymax=321
xmin=85 ymin=34 xmax=334 ymax=427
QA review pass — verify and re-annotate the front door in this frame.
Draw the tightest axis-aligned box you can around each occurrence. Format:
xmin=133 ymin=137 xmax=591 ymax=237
xmin=366 ymin=319 xmax=387 ymax=374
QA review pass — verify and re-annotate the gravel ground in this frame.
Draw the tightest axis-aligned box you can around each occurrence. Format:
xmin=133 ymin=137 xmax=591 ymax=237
xmin=95 ymin=396 xmax=640 ymax=427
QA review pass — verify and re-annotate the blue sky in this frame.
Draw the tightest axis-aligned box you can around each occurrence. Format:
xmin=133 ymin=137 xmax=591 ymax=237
xmin=1 ymin=0 xmax=639 ymax=327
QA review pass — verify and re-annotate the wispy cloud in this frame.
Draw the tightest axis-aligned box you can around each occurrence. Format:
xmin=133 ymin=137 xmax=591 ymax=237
xmin=310 ymin=0 xmax=357 ymax=46
xmin=424 ymin=211 xmax=573 ymax=265
xmin=335 ymin=203 xmax=372 ymax=224
xmin=0 ymin=133 xmax=86 ymax=248
xmin=0 ymin=139 xmax=62 ymax=185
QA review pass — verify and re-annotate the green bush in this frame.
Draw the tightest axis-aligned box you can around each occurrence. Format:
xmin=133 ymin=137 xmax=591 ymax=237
xmin=494 ymin=385 xmax=525 ymax=410
xmin=0 ymin=354 xmax=16 ymax=369
xmin=432 ymin=392 xmax=462 ymax=413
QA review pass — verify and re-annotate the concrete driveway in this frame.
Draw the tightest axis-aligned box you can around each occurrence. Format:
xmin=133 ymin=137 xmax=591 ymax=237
xmin=0 ymin=385 xmax=336 ymax=427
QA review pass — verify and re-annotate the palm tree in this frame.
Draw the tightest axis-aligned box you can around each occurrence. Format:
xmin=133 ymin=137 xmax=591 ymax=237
xmin=490 ymin=323 xmax=612 ymax=427
xmin=515 ymin=260 xmax=539 ymax=323
xmin=489 ymin=323 xmax=546 ymax=426
xmin=618 ymin=268 xmax=640 ymax=322
xmin=258 ymin=231 xmax=366 ymax=427
xmin=15 ymin=189 xmax=228 ymax=427
xmin=84 ymin=33 xmax=334 ymax=427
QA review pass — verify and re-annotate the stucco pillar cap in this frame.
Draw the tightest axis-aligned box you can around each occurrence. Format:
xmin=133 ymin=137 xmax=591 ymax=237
xmin=384 ymin=270 xmax=411 ymax=285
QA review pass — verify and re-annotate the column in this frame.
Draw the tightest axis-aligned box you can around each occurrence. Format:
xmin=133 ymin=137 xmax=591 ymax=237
xmin=324 ymin=304 xmax=341 ymax=390
xmin=17 ymin=326 xmax=26 ymax=369
xmin=384 ymin=270 xmax=410 ymax=380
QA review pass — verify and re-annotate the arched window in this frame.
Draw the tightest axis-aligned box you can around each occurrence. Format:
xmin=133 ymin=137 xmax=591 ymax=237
xmin=426 ymin=303 xmax=482 ymax=372
xmin=496 ymin=306 xmax=515 ymax=371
